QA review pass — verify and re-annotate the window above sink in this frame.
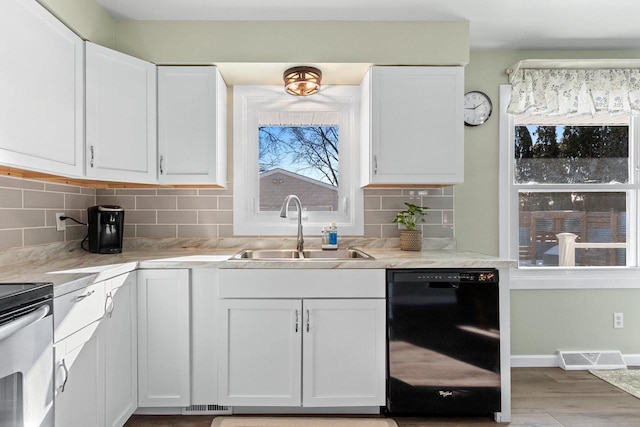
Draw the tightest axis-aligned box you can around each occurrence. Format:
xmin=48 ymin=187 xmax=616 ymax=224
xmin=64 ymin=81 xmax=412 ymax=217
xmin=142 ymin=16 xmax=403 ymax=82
xmin=233 ymin=85 xmax=364 ymax=237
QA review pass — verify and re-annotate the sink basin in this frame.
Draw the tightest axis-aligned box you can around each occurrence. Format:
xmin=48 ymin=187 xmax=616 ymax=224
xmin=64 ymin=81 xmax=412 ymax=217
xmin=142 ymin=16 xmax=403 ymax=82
xmin=302 ymin=249 xmax=374 ymax=260
xmin=229 ymin=248 xmax=374 ymax=261
xmin=231 ymin=249 xmax=301 ymax=260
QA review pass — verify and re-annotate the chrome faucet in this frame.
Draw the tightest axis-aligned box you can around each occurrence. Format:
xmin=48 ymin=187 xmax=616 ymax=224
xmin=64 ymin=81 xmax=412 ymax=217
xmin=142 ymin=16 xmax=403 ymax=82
xmin=280 ymin=194 xmax=304 ymax=253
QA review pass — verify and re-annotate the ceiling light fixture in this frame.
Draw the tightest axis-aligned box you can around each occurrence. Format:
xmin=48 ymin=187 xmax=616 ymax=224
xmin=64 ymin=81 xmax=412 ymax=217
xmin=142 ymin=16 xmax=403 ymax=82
xmin=283 ymin=66 xmax=322 ymax=96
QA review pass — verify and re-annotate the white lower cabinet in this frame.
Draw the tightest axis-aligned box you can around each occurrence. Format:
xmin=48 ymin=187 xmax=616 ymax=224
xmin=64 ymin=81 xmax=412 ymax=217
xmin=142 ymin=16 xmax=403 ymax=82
xmin=137 ymin=269 xmax=191 ymax=407
xmin=54 ymin=272 xmax=137 ymax=427
xmin=218 ymin=298 xmax=386 ymax=407
xmin=302 ymin=299 xmax=386 ymax=407
xmin=55 ymin=322 xmax=105 ymax=427
xmin=105 ymin=272 xmax=138 ymax=427
xmin=219 ymin=299 xmax=302 ymax=407
xmin=191 ymin=269 xmax=221 ymax=405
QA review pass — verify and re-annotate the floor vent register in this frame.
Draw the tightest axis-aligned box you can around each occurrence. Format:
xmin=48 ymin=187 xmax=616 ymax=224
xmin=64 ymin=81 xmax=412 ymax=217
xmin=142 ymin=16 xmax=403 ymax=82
xmin=182 ymin=404 xmax=232 ymax=415
xmin=558 ymin=350 xmax=626 ymax=370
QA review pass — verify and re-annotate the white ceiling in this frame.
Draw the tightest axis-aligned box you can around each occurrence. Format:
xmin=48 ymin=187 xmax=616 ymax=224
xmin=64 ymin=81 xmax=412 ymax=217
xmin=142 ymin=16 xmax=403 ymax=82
xmin=98 ymin=0 xmax=640 ymax=50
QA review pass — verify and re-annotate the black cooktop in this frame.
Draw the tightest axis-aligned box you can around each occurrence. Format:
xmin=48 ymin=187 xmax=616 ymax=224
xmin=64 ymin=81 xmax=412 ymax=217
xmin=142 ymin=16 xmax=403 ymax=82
xmin=0 ymin=282 xmax=53 ymax=315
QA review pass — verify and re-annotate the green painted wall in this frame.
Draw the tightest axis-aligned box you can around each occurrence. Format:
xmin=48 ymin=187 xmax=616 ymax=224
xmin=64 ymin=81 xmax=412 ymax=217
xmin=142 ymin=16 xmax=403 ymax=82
xmin=36 ymin=0 xmax=115 ymax=47
xmin=462 ymin=49 xmax=640 ymax=356
xmin=112 ymin=20 xmax=469 ymax=65
xmin=512 ymin=289 xmax=640 ymax=355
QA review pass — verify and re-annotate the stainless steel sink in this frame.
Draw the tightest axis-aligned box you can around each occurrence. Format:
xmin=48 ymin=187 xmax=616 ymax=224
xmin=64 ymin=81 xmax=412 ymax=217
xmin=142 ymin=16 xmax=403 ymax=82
xmin=229 ymin=248 xmax=374 ymax=261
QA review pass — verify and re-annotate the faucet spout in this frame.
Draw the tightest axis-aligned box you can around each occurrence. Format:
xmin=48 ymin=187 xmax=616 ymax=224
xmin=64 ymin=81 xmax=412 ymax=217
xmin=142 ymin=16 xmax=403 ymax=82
xmin=280 ymin=195 xmax=304 ymax=252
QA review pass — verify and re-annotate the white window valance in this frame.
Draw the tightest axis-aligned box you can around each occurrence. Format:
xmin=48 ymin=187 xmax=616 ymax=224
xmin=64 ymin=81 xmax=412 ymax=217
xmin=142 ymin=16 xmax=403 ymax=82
xmin=507 ymin=66 xmax=640 ymax=116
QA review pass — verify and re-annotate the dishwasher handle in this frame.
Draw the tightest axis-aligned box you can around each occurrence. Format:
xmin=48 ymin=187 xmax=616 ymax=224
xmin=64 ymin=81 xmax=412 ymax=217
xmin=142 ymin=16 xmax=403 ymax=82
xmin=428 ymin=282 xmax=460 ymax=289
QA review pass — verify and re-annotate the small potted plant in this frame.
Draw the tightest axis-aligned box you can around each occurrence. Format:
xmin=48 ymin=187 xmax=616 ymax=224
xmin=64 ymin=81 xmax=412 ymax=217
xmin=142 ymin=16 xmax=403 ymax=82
xmin=393 ymin=202 xmax=429 ymax=251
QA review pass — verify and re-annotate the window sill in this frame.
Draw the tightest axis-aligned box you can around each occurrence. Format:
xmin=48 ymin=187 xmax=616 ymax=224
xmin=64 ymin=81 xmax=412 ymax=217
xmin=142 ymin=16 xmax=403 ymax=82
xmin=509 ymin=266 xmax=640 ymax=289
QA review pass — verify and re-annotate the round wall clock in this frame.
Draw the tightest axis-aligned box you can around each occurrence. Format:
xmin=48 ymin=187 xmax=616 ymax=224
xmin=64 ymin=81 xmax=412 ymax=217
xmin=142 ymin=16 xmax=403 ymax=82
xmin=464 ymin=91 xmax=493 ymax=126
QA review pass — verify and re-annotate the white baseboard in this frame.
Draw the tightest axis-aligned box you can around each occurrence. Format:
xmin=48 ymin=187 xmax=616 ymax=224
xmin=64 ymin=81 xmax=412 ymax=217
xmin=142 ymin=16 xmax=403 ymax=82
xmin=511 ymin=354 xmax=640 ymax=368
xmin=623 ymin=354 xmax=640 ymax=366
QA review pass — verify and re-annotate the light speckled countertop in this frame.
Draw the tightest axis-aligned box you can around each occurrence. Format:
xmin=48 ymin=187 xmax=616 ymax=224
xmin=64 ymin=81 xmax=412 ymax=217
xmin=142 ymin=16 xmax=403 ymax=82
xmin=0 ymin=238 xmax=516 ymax=295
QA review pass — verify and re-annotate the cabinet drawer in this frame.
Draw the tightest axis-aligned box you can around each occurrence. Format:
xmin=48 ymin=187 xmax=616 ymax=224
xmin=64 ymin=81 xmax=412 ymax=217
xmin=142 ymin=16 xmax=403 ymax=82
xmin=219 ymin=269 xmax=385 ymax=298
xmin=54 ymin=281 xmax=106 ymax=342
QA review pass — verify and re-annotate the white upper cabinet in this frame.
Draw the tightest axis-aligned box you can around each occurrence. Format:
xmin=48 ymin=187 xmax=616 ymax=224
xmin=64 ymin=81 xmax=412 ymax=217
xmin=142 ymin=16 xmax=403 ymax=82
xmin=85 ymin=42 xmax=157 ymax=183
xmin=361 ymin=66 xmax=464 ymax=186
xmin=0 ymin=0 xmax=84 ymax=177
xmin=158 ymin=66 xmax=227 ymax=186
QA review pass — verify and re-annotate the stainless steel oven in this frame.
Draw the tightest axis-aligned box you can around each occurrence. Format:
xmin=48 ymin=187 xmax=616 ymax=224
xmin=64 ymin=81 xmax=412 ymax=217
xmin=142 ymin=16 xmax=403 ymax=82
xmin=0 ymin=283 xmax=54 ymax=427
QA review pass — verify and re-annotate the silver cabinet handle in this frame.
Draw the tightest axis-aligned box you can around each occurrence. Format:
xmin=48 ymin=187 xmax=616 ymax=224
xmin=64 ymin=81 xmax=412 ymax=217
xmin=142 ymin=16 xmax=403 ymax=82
xmin=73 ymin=289 xmax=94 ymax=302
xmin=306 ymin=309 xmax=310 ymax=332
xmin=60 ymin=359 xmax=69 ymax=392
xmin=90 ymin=145 xmax=95 ymax=168
xmin=105 ymin=291 xmax=114 ymax=318
xmin=159 ymin=155 xmax=164 ymax=175
xmin=295 ymin=310 xmax=300 ymax=332
xmin=373 ymin=155 xmax=378 ymax=175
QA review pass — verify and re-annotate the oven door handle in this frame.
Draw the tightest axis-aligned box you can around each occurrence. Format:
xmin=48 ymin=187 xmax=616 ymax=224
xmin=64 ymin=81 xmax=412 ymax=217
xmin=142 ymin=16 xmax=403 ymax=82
xmin=0 ymin=305 xmax=50 ymax=342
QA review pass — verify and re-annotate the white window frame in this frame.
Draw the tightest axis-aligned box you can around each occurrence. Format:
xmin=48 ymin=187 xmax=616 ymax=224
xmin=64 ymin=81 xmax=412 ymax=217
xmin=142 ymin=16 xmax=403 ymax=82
xmin=499 ymin=85 xmax=640 ymax=289
xmin=233 ymin=85 xmax=363 ymax=236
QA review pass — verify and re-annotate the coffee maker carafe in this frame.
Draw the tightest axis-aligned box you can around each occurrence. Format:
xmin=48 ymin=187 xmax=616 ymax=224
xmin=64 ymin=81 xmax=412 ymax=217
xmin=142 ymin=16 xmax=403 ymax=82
xmin=87 ymin=205 xmax=125 ymax=254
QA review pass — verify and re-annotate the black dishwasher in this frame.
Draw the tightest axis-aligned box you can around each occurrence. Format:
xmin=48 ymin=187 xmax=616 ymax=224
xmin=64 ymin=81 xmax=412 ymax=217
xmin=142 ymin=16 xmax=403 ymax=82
xmin=385 ymin=269 xmax=500 ymax=416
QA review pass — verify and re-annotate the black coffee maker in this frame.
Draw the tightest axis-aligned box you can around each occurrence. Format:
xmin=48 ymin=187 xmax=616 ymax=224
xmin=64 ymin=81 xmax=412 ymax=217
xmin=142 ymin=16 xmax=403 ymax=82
xmin=87 ymin=205 xmax=125 ymax=254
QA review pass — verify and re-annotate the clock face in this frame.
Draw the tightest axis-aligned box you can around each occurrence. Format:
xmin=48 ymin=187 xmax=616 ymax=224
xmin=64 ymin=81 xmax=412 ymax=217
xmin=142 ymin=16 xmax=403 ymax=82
xmin=464 ymin=91 xmax=493 ymax=126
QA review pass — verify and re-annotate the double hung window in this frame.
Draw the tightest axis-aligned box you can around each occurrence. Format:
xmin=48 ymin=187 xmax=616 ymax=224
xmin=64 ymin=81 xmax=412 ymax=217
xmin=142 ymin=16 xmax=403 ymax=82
xmin=500 ymin=85 xmax=638 ymax=268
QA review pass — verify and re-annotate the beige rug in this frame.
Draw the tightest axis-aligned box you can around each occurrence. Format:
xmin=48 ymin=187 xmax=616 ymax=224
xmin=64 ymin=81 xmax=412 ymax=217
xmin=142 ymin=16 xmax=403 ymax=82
xmin=211 ymin=417 xmax=398 ymax=427
xmin=590 ymin=368 xmax=640 ymax=399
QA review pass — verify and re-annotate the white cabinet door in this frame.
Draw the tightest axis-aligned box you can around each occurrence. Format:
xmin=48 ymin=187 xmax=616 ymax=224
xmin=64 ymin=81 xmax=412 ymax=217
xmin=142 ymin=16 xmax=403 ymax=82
xmin=158 ymin=66 xmax=227 ymax=185
xmin=191 ymin=268 xmax=220 ymax=405
xmin=86 ymin=42 xmax=157 ymax=183
xmin=104 ymin=272 xmax=137 ymax=427
xmin=218 ymin=299 xmax=302 ymax=406
xmin=0 ymin=0 xmax=84 ymax=177
xmin=54 ymin=322 xmax=104 ymax=427
xmin=137 ymin=269 xmax=190 ymax=407
xmin=302 ymin=299 xmax=386 ymax=407
xmin=362 ymin=66 xmax=464 ymax=185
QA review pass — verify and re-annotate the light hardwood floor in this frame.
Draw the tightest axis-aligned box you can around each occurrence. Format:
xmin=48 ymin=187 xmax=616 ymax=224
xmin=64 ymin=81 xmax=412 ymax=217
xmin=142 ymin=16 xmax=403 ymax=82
xmin=124 ymin=368 xmax=640 ymax=427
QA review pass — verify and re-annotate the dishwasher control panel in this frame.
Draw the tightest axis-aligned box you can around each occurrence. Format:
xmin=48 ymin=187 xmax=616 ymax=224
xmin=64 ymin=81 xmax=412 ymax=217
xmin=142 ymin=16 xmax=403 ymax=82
xmin=390 ymin=269 xmax=498 ymax=283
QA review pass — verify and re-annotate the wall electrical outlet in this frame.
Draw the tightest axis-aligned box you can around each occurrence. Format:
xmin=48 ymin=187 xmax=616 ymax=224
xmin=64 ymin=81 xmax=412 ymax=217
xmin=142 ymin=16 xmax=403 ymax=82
xmin=56 ymin=213 xmax=66 ymax=232
xmin=613 ymin=312 xmax=624 ymax=329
